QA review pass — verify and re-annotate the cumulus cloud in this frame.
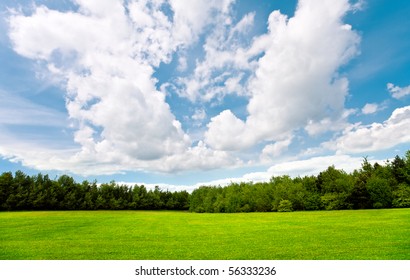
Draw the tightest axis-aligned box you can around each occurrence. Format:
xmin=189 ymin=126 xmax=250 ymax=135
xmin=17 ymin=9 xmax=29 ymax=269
xmin=261 ymin=137 xmax=293 ymax=161
xmin=174 ymin=10 xmax=255 ymax=102
xmin=4 ymin=0 xmax=240 ymax=174
xmin=205 ymin=110 xmax=248 ymax=151
xmin=325 ymin=106 xmax=410 ymax=153
xmin=9 ymin=1 xmax=190 ymax=162
xmin=205 ymin=0 xmax=360 ymax=151
xmin=170 ymin=0 xmax=233 ymax=44
xmin=5 ymin=0 xmax=388 ymax=180
xmin=387 ymin=82 xmax=410 ymax=99
xmin=157 ymin=140 xmax=239 ymax=172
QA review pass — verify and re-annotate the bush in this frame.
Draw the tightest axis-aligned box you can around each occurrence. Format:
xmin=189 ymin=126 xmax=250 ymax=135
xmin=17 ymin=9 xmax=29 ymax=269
xmin=373 ymin=202 xmax=384 ymax=209
xmin=277 ymin=200 xmax=293 ymax=212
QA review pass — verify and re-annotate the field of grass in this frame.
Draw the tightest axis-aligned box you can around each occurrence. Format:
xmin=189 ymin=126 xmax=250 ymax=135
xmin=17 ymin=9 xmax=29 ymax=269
xmin=0 ymin=209 xmax=409 ymax=260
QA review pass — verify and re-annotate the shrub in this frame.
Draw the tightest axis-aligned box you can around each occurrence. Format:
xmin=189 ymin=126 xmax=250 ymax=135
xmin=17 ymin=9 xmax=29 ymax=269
xmin=373 ymin=202 xmax=384 ymax=209
xmin=277 ymin=200 xmax=293 ymax=212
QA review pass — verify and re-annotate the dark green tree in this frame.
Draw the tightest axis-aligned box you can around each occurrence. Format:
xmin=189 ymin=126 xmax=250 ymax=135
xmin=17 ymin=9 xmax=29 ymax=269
xmin=392 ymin=184 xmax=410 ymax=208
xmin=366 ymin=175 xmax=392 ymax=208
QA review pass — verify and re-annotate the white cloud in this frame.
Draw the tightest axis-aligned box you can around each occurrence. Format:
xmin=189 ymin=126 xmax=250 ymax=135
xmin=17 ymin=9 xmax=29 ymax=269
xmin=174 ymin=11 xmax=256 ymax=102
xmin=0 ymin=127 xmax=238 ymax=175
xmin=325 ymin=106 xmax=410 ymax=153
xmin=231 ymin=12 xmax=255 ymax=35
xmin=157 ymin=141 xmax=240 ymax=173
xmin=205 ymin=0 xmax=360 ymax=150
xmin=205 ymin=110 xmax=249 ymax=150
xmin=261 ymin=137 xmax=293 ymax=161
xmin=266 ymin=154 xmax=367 ymax=177
xmin=387 ymin=82 xmax=410 ymax=99
xmin=4 ymin=0 xmax=241 ymax=175
xmin=192 ymin=108 xmax=206 ymax=121
xmin=5 ymin=0 xmax=394 ymax=182
xmin=160 ymin=153 xmax=375 ymax=191
xmin=361 ymin=103 xmax=379 ymax=115
xmin=304 ymin=108 xmax=356 ymax=136
xmin=191 ymin=108 xmax=207 ymax=128
xmin=195 ymin=154 xmax=375 ymax=185
xmin=350 ymin=0 xmax=366 ymax=12
xmin=115 ymin=181 xmax=199 ymax=193
xmin=170 ymin=0 xmax=234 ymax=46
xmin=177 ymin=56 xmax=188 ymax=72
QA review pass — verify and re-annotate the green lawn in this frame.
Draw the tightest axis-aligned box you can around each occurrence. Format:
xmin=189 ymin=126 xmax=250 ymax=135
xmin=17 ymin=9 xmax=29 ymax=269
xmin=0 ymin=209 xmax=409 ymax=260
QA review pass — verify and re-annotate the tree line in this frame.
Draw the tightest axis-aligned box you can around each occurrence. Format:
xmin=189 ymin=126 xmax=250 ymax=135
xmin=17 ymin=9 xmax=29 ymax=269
xmin=0 ymin=174 xmax=189 ymax=211
xmin=190 ymin=151 xmax=410 ymax=212
xmin=1 ymin=150 xmax=410 ymax=212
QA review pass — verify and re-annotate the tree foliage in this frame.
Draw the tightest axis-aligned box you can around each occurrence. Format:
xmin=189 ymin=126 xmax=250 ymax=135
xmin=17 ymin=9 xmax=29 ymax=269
xmin=277 ymin=200 xmax=293 ymax=212
xmin=188 ymin=150 xmax=410 ymax=212
xmin=1 ymin=150 xmax=410 ymax=212
xmin=0 ymin=174 xmax=189 ymax=211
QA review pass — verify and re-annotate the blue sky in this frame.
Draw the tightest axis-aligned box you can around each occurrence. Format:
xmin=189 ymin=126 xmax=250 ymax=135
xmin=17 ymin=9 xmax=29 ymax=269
xmin=0 ymin=0 xmax=409 ymax=190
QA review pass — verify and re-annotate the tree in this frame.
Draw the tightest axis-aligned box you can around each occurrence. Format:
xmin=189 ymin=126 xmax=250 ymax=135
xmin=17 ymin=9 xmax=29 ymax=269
xmin=392 ymin=184 xmax=410 ymax=208
xmin=349 ymin=169 xmax=371 ymax=209
xmin=317 ymin=166 xmax=354 ymax=210
xmin=137 ymin=185 xmax=150 ymax=210
xmin=8 ymin=171 xmax=32 ymax=210
xmin=224 ymin=184 xmax=242 ymax=213
xmin=366 ymin=176 xmax=392 ymax=208
xmin=403 ymin=150 xmax=410 ymax=184
xmin=301 ymin=176 xmax=322 ymax=210
xmin=318 ymin=166 xmax=353 ymax=194
xmin=391 ymin=155 xmax=406 ymax=184
xmin=145 ymin=186 xmax=163 ymax=210
xmin=304 ymin=192 xmax=322 ymax=210
xmin=1 ymin=149 xmax=410 ymax=212
xmin=95 ymin=195 xmax=105 ymax=210
xmin=271 ymin=176 xmax=293 ymax=211
xmin=172 ymin=191 xmax=190 ymax=210
xmin=0 ymin=172 xmax=13 ymax=210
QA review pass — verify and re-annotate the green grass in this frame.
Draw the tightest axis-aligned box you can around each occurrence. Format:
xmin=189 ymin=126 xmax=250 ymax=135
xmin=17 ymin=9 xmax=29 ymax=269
xmin=0 ymin=209 xmax=409 ymax=260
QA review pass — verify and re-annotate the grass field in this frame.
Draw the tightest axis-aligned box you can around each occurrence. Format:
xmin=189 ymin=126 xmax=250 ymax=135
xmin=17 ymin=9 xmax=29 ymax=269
xmin=0 ymin=209 xmax=409 ymax=260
